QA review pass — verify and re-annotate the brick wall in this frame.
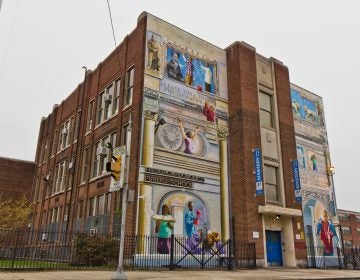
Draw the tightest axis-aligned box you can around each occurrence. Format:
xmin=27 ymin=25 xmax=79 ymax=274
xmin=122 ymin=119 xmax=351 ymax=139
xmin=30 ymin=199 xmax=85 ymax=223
xmin=0 ymin=157 xmax=35 ymax=201
xmin=226 ymin=42 xmax=265 ymax=258
xmin=32 ymin=14 xmax=147 ymax=235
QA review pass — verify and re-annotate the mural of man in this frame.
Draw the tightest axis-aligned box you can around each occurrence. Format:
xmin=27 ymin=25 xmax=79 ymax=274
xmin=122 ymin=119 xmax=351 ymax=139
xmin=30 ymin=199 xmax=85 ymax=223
xmin=200 ymin=62 xmax=212 ymax=92
xmin=184 ymin=201 xmax=200 ymax=237
xmin=166 ymin=51 xmax=183 ymax=81
xmin=316 ymin=210 xmax=337 ymax=255
xmin=147 ymin=34 xmax=160 ymax=71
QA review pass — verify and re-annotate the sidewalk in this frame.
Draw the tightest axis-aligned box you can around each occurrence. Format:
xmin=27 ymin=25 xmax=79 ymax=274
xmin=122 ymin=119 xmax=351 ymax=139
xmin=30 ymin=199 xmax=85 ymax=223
xmin=0 ymin=269 xmax=360 ymax=280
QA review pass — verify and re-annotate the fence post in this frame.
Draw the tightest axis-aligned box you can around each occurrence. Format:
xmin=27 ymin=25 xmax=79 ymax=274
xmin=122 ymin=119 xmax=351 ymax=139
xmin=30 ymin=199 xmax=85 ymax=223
xmin=11 ymin=230 xmax=20 ymax=269
xmin=227 ymin=239 xmax=233 ymax=270
xmin=169 ymin=234 xmax=174 ymax=270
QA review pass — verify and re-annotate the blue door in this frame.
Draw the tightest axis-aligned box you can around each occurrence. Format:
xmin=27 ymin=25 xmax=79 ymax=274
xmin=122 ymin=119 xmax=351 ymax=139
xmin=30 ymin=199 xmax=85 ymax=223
xmin=266 ymin=230 xmax=283 ymax=266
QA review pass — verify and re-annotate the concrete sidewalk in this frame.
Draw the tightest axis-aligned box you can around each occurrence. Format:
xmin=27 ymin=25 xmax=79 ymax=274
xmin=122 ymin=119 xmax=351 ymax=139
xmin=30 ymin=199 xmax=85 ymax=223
xmin=0 ymin=269 xmax=360 ymax=280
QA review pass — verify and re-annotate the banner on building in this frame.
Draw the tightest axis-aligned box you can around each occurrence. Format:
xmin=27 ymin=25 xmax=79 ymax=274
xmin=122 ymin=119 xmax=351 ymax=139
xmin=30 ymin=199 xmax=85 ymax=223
xmin=292 ymin=159 xmax=302 ymax=202
xmin=253 ymin=148 xmax=263 ymax=196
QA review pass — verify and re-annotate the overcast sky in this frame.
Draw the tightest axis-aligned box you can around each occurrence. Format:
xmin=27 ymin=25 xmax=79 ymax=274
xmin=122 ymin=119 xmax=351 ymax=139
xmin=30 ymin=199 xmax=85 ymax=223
xmin=0 ymin=0 xmax=358 ymax=212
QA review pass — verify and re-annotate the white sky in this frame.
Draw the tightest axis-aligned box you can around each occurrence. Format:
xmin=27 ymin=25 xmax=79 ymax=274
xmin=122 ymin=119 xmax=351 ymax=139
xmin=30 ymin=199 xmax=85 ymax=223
xmin=0 ymin=0 xmax=358 ymax=212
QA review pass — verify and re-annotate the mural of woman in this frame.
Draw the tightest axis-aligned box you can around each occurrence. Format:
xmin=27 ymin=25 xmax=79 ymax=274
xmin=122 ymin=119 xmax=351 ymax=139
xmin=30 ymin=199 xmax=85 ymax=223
xmin=154 ymin=204 xmax=175 ymax=254
xmin=179 ymin=120 xmax=198 ymax=154
xmin=316 ymin=210 xmax=337 ymax=255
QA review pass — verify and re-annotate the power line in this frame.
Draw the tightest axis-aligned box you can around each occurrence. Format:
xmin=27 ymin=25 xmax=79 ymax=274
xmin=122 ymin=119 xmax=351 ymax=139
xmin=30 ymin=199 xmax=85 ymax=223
xmin=106 ymin=0 xmax=117 ymax=47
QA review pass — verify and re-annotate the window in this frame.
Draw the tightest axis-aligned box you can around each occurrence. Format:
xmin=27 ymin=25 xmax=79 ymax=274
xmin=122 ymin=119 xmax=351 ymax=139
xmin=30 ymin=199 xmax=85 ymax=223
xmin=342 ymin=226 xmax=351 ymax=235
xmin=74 ymin=110 xmax=81 ymax=142
xmin=77 ymin=200 xmax=83 ymax=219
xmin=89 ymin=197 xmax=96 ymax=217
xmin=33 ymin=176 xmax=40 ymax=202
xmin=96 ymin=80 xmax=121 ymax=126
xmin=113 ymin=79 xmax=121 ymax=114
xmin=81 ymin=147 xmax=89 ymax=183
xmin=259 ymin=91 xmax=273 ymax=128
xmin=53 ymin=161 xmax=67 ymax=193
xmin=124 ymin=67 xmax=134 ymax=107
xmin=50 ymin=207 xmax=60 ymax=224
xmin=344 ymin=240 xmax=353 ymax=248
xmin=58 ymin=118 xmax=73 ymax=151
xmin=339 ymin=214 xmax=350 ymax=221
xmin=264 ymin=165 xmax=280 ymax=203
xmin=97 ymin=194 xmax=106 ymax=216
xmin=88 ymin=193 xmax=111 ymax=218
xmin=87 ymin=100 xmax=94 ymax=132
xmin=91 ymin=132 xmax=117 ymax=178
xmin=51 ymin=130 xmax=58 ymax=156
xmin=122 ymin=123 xmax=129 ymax=146
xmin=67 ymin=156 xmax=75 ymax=189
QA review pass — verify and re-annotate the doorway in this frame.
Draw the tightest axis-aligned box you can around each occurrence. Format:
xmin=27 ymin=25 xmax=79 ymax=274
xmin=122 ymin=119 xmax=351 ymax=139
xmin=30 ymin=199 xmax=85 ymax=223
xmin=266 ymin=230 xmax=283 ymax=266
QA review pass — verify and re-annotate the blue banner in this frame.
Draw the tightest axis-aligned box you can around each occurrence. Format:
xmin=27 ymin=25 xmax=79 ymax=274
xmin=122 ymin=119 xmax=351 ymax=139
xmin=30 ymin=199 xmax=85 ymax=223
xmin=292 ymin=159 xmax=302 ymax=202
xmin=253 ymin=148 xmax=263 ymax=196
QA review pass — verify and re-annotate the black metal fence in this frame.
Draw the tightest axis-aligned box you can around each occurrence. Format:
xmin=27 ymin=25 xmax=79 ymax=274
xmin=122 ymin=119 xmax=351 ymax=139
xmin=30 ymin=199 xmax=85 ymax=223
xmin=304 ymin=246 xmax=360 ymax=270
xmin=0 ymin=229 xmax=256 ymax=271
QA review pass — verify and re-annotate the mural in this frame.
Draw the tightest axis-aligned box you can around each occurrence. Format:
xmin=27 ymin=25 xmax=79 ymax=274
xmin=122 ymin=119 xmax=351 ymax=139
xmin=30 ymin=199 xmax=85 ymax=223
xmin=292 ymin=85 xmax=339 ymax=258
xmin=139 ymin=17 xmax=228 ymax=259
xmin=166 ymin=47 xmax=216 ymax=94
xmin=297 ymin=145 xmax=306 ymax=169
xmin=303 ymin=198 xmax=338 ymax=255
xmin=146 ymin=31 xmax=161 ymax=73
xmin=291 ymin=89 xmax=319 ymax=124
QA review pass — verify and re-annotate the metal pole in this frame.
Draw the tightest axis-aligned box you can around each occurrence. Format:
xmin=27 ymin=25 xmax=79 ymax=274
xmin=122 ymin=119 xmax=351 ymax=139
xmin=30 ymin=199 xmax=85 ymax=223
xmin=112 ymin=114 xmax=132 ymax=280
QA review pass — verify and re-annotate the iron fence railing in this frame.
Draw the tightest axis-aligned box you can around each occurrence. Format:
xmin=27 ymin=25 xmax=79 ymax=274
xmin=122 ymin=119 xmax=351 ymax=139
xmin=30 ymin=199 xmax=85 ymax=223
xmin=0 ymin=228 xmax=256 ymax=271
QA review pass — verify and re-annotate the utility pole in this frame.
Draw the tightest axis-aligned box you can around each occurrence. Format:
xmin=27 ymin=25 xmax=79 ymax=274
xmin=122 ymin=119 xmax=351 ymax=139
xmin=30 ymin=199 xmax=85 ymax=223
xmin=111 ymin=114 xmax=132 ymax=280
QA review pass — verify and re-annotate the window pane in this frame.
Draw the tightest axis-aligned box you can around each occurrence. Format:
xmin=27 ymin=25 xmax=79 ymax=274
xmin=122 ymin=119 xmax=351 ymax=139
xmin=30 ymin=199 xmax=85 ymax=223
xmin=265 ymin=183 xmax=279 ymax=202
xmin=259 ymin=92 xmax=271 ymax=111
xmin=264 ymin=165 xmax=277 ymax=185
xmin=260 ymin=111 xmax=272 ymax=127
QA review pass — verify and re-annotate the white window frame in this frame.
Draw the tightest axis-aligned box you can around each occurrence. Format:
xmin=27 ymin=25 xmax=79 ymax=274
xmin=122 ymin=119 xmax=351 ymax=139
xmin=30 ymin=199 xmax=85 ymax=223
xmin=91 ymin=132 xmax=116 ymax=178
xmin=124 ymin=67 xmax=134 ymax=108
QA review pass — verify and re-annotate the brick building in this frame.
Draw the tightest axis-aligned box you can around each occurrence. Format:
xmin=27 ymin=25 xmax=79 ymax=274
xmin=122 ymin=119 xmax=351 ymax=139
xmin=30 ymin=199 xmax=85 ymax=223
xmin=337 ymin=209 xmax=360 ymax=248
xmin=0 ymin=156 xmax=35 ymax=201
xmin=31 ymin=12 xmax=308 ymax=267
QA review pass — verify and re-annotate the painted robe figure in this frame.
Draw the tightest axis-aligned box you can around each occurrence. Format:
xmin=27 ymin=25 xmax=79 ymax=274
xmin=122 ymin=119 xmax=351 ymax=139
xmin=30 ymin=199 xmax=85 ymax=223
xmin=316 ymin=210 xmax=337 ymax=255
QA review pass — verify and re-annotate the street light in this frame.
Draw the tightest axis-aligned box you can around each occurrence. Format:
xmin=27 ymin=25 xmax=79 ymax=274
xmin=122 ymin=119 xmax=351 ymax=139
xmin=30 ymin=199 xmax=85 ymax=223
xmin=111 ymin=115 xmax=132 ymax=280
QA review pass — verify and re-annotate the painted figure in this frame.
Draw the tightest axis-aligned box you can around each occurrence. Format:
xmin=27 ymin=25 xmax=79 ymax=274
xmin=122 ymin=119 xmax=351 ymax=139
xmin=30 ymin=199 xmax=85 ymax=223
xmin=184 ymin=56 xmax=194 ymax=86
xmin=310 ymin=154 xmax=317 ymax=171
xmin=147 ymin=34 xmax=160 ymax=71
xmin=155 ymin=204 xmax=174 ymax=254
xmin=316 ymin=210 xmax=337 ymax=255
xmin=166 ymin=52 xmax=183 ymax=81
xmin=179 ymin=120 xmax=198 ymax=154
xmin=202 ymin=100 xmax=215 ymax=122
xmin=184 ymin=201 xmax=200 ymax=237
xmin=200 ymin=62 xmax=212 ymax=92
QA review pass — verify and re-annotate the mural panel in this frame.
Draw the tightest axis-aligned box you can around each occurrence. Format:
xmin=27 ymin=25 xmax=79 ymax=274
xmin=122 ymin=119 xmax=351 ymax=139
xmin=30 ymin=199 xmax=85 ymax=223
xmin=292 ymin=85 xmax=338 ymax=257
xmin=139 ymin=14 xmax=229 ymax=255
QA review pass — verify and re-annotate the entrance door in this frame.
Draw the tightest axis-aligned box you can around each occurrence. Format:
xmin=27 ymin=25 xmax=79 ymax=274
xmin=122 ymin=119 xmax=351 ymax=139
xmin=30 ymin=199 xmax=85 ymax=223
xmin=266 ymin=230 xmax=283 ymax=266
